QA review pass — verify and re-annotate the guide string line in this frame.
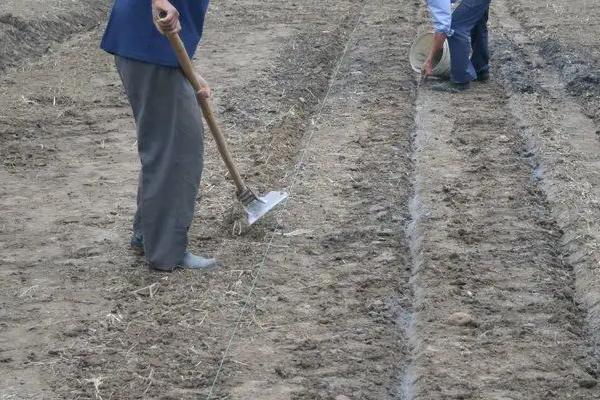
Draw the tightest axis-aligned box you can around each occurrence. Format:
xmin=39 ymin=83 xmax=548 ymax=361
xmin=206 ymin=4 xmax=368 ymax=398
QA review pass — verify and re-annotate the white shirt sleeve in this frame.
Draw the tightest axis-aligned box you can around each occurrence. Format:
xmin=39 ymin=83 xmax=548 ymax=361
xmin=427 ymin=0 xmax=454 ymax=36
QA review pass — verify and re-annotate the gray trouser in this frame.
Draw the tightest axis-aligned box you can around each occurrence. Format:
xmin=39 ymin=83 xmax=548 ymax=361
xmin=115 ymin=56 xmax=204 ymax=268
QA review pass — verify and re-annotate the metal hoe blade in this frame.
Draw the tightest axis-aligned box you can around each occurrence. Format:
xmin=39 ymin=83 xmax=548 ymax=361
xmin=242 ymin=191 xmax=288 ymax=225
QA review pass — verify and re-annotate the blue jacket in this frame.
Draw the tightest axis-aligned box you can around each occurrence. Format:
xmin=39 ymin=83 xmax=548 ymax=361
xmin=101 ymin=0 xmax=210 ymax=67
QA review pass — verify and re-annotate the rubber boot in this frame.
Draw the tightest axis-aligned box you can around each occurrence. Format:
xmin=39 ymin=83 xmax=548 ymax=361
xmin=149 ymin=252 xmax=218 ymax=272
xmin=182 ymin=252 xmax=218 ymax=270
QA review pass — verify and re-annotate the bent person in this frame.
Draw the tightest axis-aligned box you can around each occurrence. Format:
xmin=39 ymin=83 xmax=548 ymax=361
xmin=100 ymin=0 xmax=217 ymax=271
xmin=423 ymin=0 xmax=491 ymax=92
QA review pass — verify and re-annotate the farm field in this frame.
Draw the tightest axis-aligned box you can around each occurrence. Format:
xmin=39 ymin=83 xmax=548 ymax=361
xmin=1 ymin=0 xmax=599 ymax=399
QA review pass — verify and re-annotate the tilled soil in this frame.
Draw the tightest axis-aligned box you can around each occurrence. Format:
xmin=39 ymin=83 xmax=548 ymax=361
xmin=2 ymin=0 xmax=414 ymax=398
xmin=1 ymin=0 xmax=600 ymax=399
xmin=0 ymin=1 xmax=110 ymax=72
xmin=503 ymin=0 xmax=600 ymax=126
xmin=413 ymin=60 xmax=593 ymax=400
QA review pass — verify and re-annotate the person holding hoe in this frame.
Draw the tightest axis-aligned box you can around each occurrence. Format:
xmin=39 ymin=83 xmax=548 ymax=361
xmin=422 ymin=0 xmax=492 ymax=92
xmin=100 ymin=0 xmax=217 ymax=271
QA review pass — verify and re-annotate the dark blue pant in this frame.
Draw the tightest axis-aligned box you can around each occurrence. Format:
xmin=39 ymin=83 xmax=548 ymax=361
xmin=448 ymin=0 xmax=491 ymax=83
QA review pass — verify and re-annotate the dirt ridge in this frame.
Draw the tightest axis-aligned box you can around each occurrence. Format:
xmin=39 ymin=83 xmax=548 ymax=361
xmin=503 ymin=1 xmax=600 ymax=126
xmin=0 ymin=4 xmax=108 ymax=72
xmin=493 ymin=0 xmax=600 ymax=380
xmin=409 ymin=83 xmax=594 ymax=398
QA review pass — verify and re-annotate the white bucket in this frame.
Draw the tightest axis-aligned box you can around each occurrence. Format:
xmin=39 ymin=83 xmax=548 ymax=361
xmin=409 ymin=33 xmax=451 ymax=78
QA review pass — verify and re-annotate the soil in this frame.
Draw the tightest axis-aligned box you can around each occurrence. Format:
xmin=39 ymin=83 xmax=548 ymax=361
xmin=0 ymin=1 xmax=109 ymax=72
xmin=505 ymin=0 xmax=600 ymax=126
xmin=1 ymin=0 xmax=600 ymax=399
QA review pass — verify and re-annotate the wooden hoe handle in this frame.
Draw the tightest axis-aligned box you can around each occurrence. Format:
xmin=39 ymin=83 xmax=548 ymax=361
xmin=164 ymin=32 xmax=246 ymax=194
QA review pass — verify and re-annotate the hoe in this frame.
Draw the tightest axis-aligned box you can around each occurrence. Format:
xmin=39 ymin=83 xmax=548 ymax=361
xmin=164 ymin=29 xmax=288 ymax=225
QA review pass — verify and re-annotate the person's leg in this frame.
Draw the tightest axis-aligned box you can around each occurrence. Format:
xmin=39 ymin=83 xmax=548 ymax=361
xmin=115 ymin=57 xmax=145 ymax=253
xmin=470 ymin=8 xmax=490 ymax=79
xmin=115 ymin=56 xmax=204 ymax=269
xmin=447 ymin=0 xmax=492 ymax=83
xmin=130 ymin=171 xmax=144 ymax=253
